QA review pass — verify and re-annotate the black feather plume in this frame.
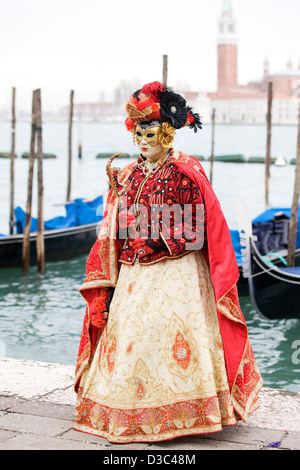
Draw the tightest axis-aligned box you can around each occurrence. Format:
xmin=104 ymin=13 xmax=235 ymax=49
xmin=187 ymin=109 xmax=203 ymax=132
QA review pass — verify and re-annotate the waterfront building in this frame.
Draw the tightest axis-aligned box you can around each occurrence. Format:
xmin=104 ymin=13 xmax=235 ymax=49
xmin=207 ymin=0 xmax=300 ymax=125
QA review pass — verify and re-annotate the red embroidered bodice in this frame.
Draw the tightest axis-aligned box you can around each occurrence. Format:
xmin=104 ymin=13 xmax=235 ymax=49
xmin=117 ymin=154 xmax=207 ymax=265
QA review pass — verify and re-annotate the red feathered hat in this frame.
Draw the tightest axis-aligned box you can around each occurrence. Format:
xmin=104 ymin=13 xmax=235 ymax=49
xmin=125 ymin=81 xmax=202 ymax=133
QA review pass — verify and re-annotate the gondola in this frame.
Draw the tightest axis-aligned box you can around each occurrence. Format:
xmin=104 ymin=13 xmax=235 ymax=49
xmin=236 ymin=244 xmax=300 ymax=296
xmin=247 ymin=237 xmax=300 ymax=320
xmin=0 ymin=195 xmax=104 ymax=269
xmin=0 ymin=222 xmax=99 ymax=268
xmin=237 ymin=198 xmax=300 ymax=318
xmin=234 ymin=205 xmax=300 ymax=296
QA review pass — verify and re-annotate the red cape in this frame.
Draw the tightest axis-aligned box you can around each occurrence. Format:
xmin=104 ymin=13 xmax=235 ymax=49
xmin=171 ymin=156 xmax=247 ymax=390
xmin=75 ymin=151 xmax=262 ymax=420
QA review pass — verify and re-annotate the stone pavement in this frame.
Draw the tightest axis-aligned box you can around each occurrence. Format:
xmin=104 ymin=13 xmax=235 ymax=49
xmin=0 ymin=357 xmax=299 ymax=451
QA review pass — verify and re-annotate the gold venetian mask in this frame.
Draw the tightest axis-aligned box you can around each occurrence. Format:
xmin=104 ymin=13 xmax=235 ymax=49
xmin=135 ymin=124 xmax=162 ymax=147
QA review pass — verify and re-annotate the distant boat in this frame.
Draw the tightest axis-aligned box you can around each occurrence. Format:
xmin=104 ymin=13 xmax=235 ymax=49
xmin=247 ymin=156 xmax=277 ymax=164
xmin=21 ymin=152 xmax=57 ymax=159
xmin=194 ymin=155 xmax=205 ymax=161
xmin=209 ymin=154 xmax=245 ymax=163
xmin=247 ymin=156 xmax=266 ymax=164
xmin=274 ymin=155 xmax=287 ymax=167
xmin=96 ymin=153 xmax=131 ymax=159
xmin=0 ymin=152 xmax=17 ymax=158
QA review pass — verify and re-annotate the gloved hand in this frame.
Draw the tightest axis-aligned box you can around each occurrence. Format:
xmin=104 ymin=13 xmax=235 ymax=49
xmin=89 ymin=287 xmax=110 ymax=328
xmin=131 ymin=237 xmax=164 ymax=259
xmin=118 ymin=210 xmax=136 ymax=229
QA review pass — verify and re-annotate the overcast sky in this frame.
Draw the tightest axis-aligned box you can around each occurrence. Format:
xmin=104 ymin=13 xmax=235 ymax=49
xmin=0 ymin=0 xmax=299 ymax=111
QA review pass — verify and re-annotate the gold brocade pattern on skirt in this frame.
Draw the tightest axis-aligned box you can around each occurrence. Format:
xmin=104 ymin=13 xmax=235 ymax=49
xmin=74 ymin=251 xmax=238 ymax=443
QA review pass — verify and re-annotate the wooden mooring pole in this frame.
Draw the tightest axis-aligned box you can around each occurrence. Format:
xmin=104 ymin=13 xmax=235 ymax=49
xmin=78 ymin=110 xmax=82 ymax=160
xmin=22 ymin=90 xmax=37 ymax=272
xmin=210 ymin=108 xmax=216 ymax=185
xmin=265 ymin=81 xmax=273 ymax=209
xmin=9 ymin=87 xmax=16 ymax=235
xmin=35 ymin=89 xmax=45 ymax=274
xmin=67 ymin=90 xmax=74 ymax=201
xmin=22 ymin=89 xmax=45 ymax=274
xmin=162 ymin=55 xmax=168 ymax=87
xmin=287 ymin=102 xmax=300 ymax=268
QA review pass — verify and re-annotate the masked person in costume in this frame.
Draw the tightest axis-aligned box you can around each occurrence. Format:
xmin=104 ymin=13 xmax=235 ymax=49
xmin=74 ymin=82 xmax=262 ymax=443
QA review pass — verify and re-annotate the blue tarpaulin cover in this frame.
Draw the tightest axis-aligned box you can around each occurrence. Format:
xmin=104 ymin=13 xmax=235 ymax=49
xmin=230 ymin=229 xmax=244 ymax=265
xmin=279 ymin=266 xmax=300 ymax=275
xmin=14 ymin=196 xmax=103 ymax=234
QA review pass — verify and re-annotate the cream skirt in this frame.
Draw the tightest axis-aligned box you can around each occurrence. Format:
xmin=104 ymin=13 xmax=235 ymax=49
xmin=74 ymin=251 xmax=237 ymax=443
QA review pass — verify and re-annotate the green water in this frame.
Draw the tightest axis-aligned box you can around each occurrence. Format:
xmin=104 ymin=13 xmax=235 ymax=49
xmin=0 ymin=256 xmax=299 ymax=393
xmin=0 ymin=257 xmax=86 ymax=369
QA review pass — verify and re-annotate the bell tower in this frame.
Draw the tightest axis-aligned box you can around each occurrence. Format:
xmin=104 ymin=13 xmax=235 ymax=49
xmin=217 ymin=0 xmax=238 ymax=90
